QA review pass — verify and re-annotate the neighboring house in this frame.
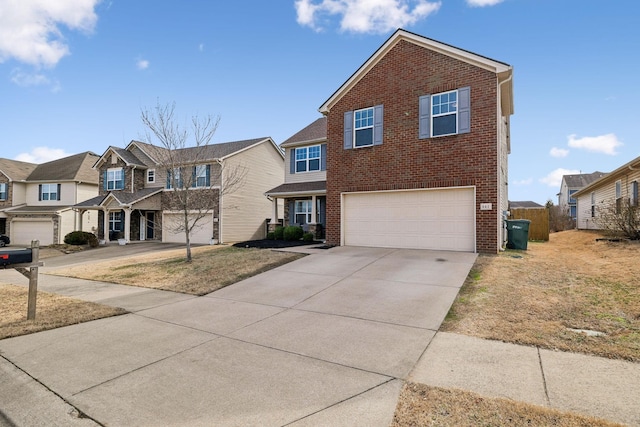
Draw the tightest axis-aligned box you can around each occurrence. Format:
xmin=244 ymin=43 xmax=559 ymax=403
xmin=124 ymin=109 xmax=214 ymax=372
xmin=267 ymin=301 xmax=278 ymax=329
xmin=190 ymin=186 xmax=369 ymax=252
xmin=558 ymin=172 xmax=607 ymax=219
xmin=509 ymin=201 xmax=544 ymax=209
xmin=76 ymin=138 xmax=284 ymax=244
xmin=315 ymin=29 xmax=513 ymax=253
xmin=573 ymin=156 xmax=640 ymax=230
xmin=265 ymin=117 xmax=327 ymax=238
xmin=0 ymin=152 xmax=99 ymax=245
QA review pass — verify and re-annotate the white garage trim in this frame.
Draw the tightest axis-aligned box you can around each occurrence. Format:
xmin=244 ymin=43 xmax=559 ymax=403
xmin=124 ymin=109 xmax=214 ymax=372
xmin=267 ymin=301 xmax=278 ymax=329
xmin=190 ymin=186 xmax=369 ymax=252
xmin=341 ymin=186 xmax=476 ymax=252
xmin=162 ymin=211 xmax=215 ymax=245
xmin=11 ymin=219 xmax=54 ymax=246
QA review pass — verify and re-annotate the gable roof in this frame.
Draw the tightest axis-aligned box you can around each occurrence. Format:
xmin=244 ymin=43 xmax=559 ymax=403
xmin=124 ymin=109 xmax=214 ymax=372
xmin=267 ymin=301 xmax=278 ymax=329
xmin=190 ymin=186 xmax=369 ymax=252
xmin=27 ymin=152 xmax=100 ymax=184
xmin=0 ymin=158 xmax=38 ymax=181
xmin=562 ymin=171 xmax=607 ymax=188
xmin=573 ymin=157 xmax=640 ymax=198
xmin=281 ymin=117 xmax=327 ymax=148
xmin=509 ymin=201 xmax=544 ymax=209
xmin=319 ymin=28 xmax=513 ymax=115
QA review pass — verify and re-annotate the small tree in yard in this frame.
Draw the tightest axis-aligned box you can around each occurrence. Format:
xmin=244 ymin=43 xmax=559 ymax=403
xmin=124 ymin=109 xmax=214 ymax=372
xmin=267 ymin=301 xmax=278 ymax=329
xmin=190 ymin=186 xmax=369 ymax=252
xmin=546 ymin=200 xmax=574 ymax=232
xmin=141 ymin=101 xmax=247 ymax=262
xmin=594 ymin=198 xmax=640 ymax=239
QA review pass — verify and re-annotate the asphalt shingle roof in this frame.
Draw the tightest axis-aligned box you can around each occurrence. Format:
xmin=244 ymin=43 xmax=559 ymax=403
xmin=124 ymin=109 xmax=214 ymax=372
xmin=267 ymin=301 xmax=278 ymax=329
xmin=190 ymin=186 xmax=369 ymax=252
xmin=131 ymin=138 xmax=269 ymax=164
xmin=563 ymin=171 xmax=607 ymax=188
xmin=27 ymin=152 xmax=100 ymax=183
xmin=0 ymin=158 xmax=38 ymax=181
xmin=282 ymin=117 xmax=327 ymax=146
xmin=509 ymin=201 xmax=544 ymax=209
xmin=265 ymin=181 xmax=326 ymax=195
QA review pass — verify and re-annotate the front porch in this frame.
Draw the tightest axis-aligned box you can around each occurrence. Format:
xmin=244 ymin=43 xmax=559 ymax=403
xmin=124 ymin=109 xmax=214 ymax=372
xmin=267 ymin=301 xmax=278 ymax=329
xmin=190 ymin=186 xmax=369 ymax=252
xmin=265 ymin=181 xmax=326 ymax=240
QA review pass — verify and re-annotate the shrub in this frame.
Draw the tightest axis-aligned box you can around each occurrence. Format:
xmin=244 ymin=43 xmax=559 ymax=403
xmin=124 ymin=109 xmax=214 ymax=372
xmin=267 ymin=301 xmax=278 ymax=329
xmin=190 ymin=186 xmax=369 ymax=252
xmin=303 ymin=232 xmax=314 ymax=242
xmin=64 ymin=231 xmax=98 ymax=246
xmin=273 ymin=226 xmax=284 ymax=240
xmin=266 ymin=231 xmax=276 ymax=240
xmin=283 ymin=226 xmax=304 ymax=241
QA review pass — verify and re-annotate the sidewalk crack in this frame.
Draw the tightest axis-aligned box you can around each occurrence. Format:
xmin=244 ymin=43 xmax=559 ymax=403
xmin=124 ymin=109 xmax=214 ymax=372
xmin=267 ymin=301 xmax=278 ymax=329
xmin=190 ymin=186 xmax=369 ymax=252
xmin=537 ymin=347 xmax=551 ymax=406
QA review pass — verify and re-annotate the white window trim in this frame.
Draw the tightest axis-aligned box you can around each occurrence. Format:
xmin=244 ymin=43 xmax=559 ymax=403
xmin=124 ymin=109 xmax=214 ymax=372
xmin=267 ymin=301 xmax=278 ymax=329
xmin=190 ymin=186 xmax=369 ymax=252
xmin=147 ymin=169 xmax=155 ymax=183
xmin=107 ymin=167 xmax=124 ymax=190
xmin=353 ymin=107 xmax=375 ymax=148
xmin=295 ymin=145 xmax=322 ymax=173
xmin=615 ymin=180 xmax=622 ymax=199
xmin=0 ymin=182 xmax=6 ymax=200
xmin=431 ymin=89 xmax=458 ymax=138
xmin=294 ymin=200 xmax=312 ymax=224
xmin=40 ymin=183 xmax=58 ymax=201
xmin=109 ymin=211 xmax=122 ymax=231
xmin=590 ymin=191 xmax=596 ymax=218
xmin=194 ymin=165 xmax=208 ymax=187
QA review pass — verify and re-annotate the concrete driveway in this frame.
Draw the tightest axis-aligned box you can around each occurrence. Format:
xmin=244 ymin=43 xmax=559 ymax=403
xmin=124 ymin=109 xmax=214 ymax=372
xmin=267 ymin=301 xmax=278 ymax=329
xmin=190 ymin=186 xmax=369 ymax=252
xmin=0 ymin=245 xmax=476 ymax=426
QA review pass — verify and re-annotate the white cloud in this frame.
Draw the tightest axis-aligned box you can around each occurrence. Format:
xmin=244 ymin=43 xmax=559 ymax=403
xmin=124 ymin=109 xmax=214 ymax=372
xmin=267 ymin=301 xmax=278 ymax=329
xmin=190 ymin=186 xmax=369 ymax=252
xmin=550 ymin=147 xmax=569 ymax=158
xmin=295 ymin=0 xmax=441 ymax=33
xmin=0 ymin=0 xmax=100 ymax=68
xmin=198 ymin=43 xmax=205 ymax=52
xmin=512 ymin=178 xmax=533 ymax=186
xmin=567 ymin=133 xmax=622 ymax=156
xmin=10 ymin=68 xmax=62 ymax=92
xmin=136 ymin=59 xmax=150 ymax=70
xmin=466 ymin=0 xmax=504 ymax=6
xmin=539 ymin=168 xmax=581 ymax=187
xmin=15 ymin=147 xmax=70 ymax=163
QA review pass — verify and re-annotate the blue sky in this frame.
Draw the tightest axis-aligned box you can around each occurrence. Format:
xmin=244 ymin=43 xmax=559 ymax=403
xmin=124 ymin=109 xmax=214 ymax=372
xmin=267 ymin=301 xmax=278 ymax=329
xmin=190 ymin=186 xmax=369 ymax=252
xmin=1 ymin=0 xmax=638 ymax=205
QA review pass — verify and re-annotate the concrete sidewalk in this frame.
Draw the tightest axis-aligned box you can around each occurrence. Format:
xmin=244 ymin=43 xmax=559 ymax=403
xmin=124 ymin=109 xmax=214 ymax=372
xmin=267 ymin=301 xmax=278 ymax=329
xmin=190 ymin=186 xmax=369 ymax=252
xmin=410 ymin=332 xmax=640 ymax=426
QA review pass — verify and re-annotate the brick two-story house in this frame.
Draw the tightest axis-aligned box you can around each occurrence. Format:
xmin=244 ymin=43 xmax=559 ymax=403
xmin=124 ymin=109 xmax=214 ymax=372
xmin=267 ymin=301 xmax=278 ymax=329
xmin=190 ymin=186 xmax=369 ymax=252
xmin=321 ymin=29 xmax=514 ymax=253
xmin=76 ymin=138 xmax=284 ymax=244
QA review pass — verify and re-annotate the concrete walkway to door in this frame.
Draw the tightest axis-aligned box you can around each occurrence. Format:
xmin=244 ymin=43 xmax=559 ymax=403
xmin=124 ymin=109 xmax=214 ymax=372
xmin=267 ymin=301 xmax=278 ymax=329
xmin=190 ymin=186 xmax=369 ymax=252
xmin=0 ymin=245 xmax=476 ymax=426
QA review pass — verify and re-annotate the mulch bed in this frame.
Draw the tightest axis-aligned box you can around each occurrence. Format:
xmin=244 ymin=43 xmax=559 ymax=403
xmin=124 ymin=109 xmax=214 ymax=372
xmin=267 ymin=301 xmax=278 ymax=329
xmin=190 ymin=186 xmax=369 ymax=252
xmin=233 ymin=239 xmax=329 ymax=249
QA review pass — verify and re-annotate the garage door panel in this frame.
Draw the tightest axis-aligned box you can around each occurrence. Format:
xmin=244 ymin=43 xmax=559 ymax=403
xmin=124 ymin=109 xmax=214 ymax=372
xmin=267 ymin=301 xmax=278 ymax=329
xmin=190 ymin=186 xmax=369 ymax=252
xmin=343 ymin=188 xmax=474 ymax=252
xmin=163 ymin=213 xmax=214 ymax=245
xmin=12 ymin=221 xmax=54 ymax=246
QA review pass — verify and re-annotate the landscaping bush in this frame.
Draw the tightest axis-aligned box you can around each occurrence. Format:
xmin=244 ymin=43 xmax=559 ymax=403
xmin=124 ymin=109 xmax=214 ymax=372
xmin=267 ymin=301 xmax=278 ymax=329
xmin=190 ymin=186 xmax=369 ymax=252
xmin=64 ymin=231 xmax=98 ymax=247
xmin=266 ymin=231 xmax=276 ymax=240
xmin=273 ymin=226 xmax=284 ymax=240
xmin=303 ymin=232 xmax=314 ymax=242
xmin=283 ymin=226 xmax=303 ymax=241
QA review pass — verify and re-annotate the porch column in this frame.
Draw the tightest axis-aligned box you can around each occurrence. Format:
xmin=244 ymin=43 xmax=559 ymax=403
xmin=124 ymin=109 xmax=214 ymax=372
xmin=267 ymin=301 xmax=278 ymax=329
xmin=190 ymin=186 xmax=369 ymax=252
xmin=269 ymin=198 xmax=279 ymax=224
xmin=310 ymin=195 xmax=317 ymax=224
xmin=103 ymin=208 xmax=110 ymax=242
xmin=124 ymin=207 xmax=132 ymax=243
xmin=77 ymin=209 xmax=84 ymax=232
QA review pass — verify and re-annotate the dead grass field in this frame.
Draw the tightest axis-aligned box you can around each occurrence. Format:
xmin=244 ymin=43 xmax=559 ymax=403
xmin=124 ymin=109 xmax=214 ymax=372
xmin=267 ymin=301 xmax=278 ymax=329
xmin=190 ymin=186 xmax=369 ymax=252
xmin=443 ymin=229 xmax=640 ymax=361
xmin=392 ymin=383 xmax=623 ymax=427
xmin=49 ymin=245 xmax=306 ymax=295
xmin=0 ymin=284 xmax=126 ymax=340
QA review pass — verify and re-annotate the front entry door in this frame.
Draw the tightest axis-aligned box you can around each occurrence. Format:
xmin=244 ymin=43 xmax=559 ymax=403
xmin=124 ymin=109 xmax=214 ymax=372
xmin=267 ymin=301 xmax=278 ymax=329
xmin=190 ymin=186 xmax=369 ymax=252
xmin=146 ymin=212 xmax=155 ymax=240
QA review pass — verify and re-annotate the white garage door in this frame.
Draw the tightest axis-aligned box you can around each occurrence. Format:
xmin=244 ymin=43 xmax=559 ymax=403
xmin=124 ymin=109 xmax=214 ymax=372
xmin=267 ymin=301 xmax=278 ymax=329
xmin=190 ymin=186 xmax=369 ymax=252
xmin=342 ymin=188 xmax=475 ymax=252
xmin=11 ymin=220 xmax=54 ymax=246
xmin=162 ymin=213 xmax=214 ymax=245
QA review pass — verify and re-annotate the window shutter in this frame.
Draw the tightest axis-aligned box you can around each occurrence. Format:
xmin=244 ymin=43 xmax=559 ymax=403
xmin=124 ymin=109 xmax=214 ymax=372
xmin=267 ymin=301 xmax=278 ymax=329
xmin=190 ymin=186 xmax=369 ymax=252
xmin=344 ymin=111 xmax=353 ymax=150
xmin=192 ymin=166 xmax=197 ymax=188
xmin=321 ymin=144 xmax=327 ymax=171
xmin=373 ymin=104 xmax=383 ymax=146
xmin=290 ymin=148 xmax=296 ymax=174
xmin=103 ymin=171 xmax=107 ymax=190
xmin=57 ymin=184 xmax=61 ymax=201
xmin=38 ymin=184 xmax=42 ymax=201
xmin=206 ymin=165 xmax=211 ymax=186
xmin=166 ymin=170 xmax=171 ymax=189
xmin=419 ymin=95 xmax=431 ymax=139
xmin=458 ymin=86 xmax=471 ymax=134
xmin=288 ymin=201 xmax=295 ymax=225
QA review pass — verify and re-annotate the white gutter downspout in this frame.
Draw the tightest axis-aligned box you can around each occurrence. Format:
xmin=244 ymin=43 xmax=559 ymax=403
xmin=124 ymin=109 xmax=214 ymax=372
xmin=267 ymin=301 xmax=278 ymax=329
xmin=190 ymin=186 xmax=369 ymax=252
xmin=498 ymin=72 xmax=513 ymax=252
xmin=216 ymin=159 xmax=223 ymax=243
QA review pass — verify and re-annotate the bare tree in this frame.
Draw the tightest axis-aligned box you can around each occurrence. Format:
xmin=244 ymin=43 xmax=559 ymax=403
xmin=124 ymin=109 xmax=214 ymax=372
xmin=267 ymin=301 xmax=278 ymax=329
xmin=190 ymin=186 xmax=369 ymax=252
xmin=594 ymin=198 xmax=640 ymax=239
xmin=546 ymin=200 xmax=575 ymax=232
xmin=141 ymin=101 xmax=247 ymax=262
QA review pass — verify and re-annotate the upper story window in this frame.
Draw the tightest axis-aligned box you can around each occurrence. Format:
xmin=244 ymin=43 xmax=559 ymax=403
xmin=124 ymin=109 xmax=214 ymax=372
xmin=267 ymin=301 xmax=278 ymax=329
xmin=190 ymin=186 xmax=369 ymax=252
xmin=568 ymin=189 xmax=578 ymax=205
xmin=295 ymin=146 xmax=321 ymax=173
xmin=106 ymin=168 xmax=124 ymax=190
xmin=354 ymin=107 xmax=374 ymax=147
xmin=39 ymin=183 xmax=60 ymax=201
xmin=194 ymin=165 xmax=210 ymax=187
xmin=147 ymin=169 xmax=155 ymax=184
xmin=419 ymin=87 xmax=470 ymax=139
xmin=0 ymin=183 xmax=6 ymax=200
xmin=343 ymin=105 xmax=383 ymax=149
xmin=167 ymin=167 xmax=183 ymax=189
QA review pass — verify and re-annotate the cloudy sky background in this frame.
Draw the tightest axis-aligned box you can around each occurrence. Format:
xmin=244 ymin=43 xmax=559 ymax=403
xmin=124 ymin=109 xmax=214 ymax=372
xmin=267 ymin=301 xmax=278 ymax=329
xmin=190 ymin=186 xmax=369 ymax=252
xmin=0 ymin=0 xmax=638 ymax=204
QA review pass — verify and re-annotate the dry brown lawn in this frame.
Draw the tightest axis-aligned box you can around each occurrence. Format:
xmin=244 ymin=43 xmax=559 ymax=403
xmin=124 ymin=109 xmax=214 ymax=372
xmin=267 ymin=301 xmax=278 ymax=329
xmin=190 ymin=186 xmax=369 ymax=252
xmin=0 ymin=284 xmax=126 ymax=340
xmin=392 ymin=383 xmax=623 ymax=427
xmin=49 ymin=245 xmax=306 ymax=295
xmin=442 ymin=229 xmax=640 ymax=362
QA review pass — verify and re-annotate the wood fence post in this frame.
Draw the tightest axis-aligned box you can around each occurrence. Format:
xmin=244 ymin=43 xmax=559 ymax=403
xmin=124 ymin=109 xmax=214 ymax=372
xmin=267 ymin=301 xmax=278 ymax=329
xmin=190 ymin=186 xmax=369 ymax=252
xmin=26 ymin=240 xmax=39 ymax=320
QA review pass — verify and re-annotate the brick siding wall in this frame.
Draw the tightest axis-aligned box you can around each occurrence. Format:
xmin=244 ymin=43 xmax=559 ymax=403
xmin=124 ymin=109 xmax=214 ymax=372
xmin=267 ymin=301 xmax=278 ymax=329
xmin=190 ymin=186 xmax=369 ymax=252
xmin=326 ymin=40 xmax=501 ymax=253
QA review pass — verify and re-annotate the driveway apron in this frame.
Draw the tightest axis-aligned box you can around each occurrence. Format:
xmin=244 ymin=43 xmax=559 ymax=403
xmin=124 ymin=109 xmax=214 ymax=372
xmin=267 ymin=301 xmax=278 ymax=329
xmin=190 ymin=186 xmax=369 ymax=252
xmin=0 ymin=246 xmax=475 ymax=426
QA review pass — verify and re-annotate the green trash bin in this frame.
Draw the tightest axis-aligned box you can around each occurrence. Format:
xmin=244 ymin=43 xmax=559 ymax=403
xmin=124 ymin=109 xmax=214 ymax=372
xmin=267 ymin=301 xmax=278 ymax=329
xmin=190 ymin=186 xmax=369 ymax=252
xmin=506 ymin=219 xmax=531 ymax=250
